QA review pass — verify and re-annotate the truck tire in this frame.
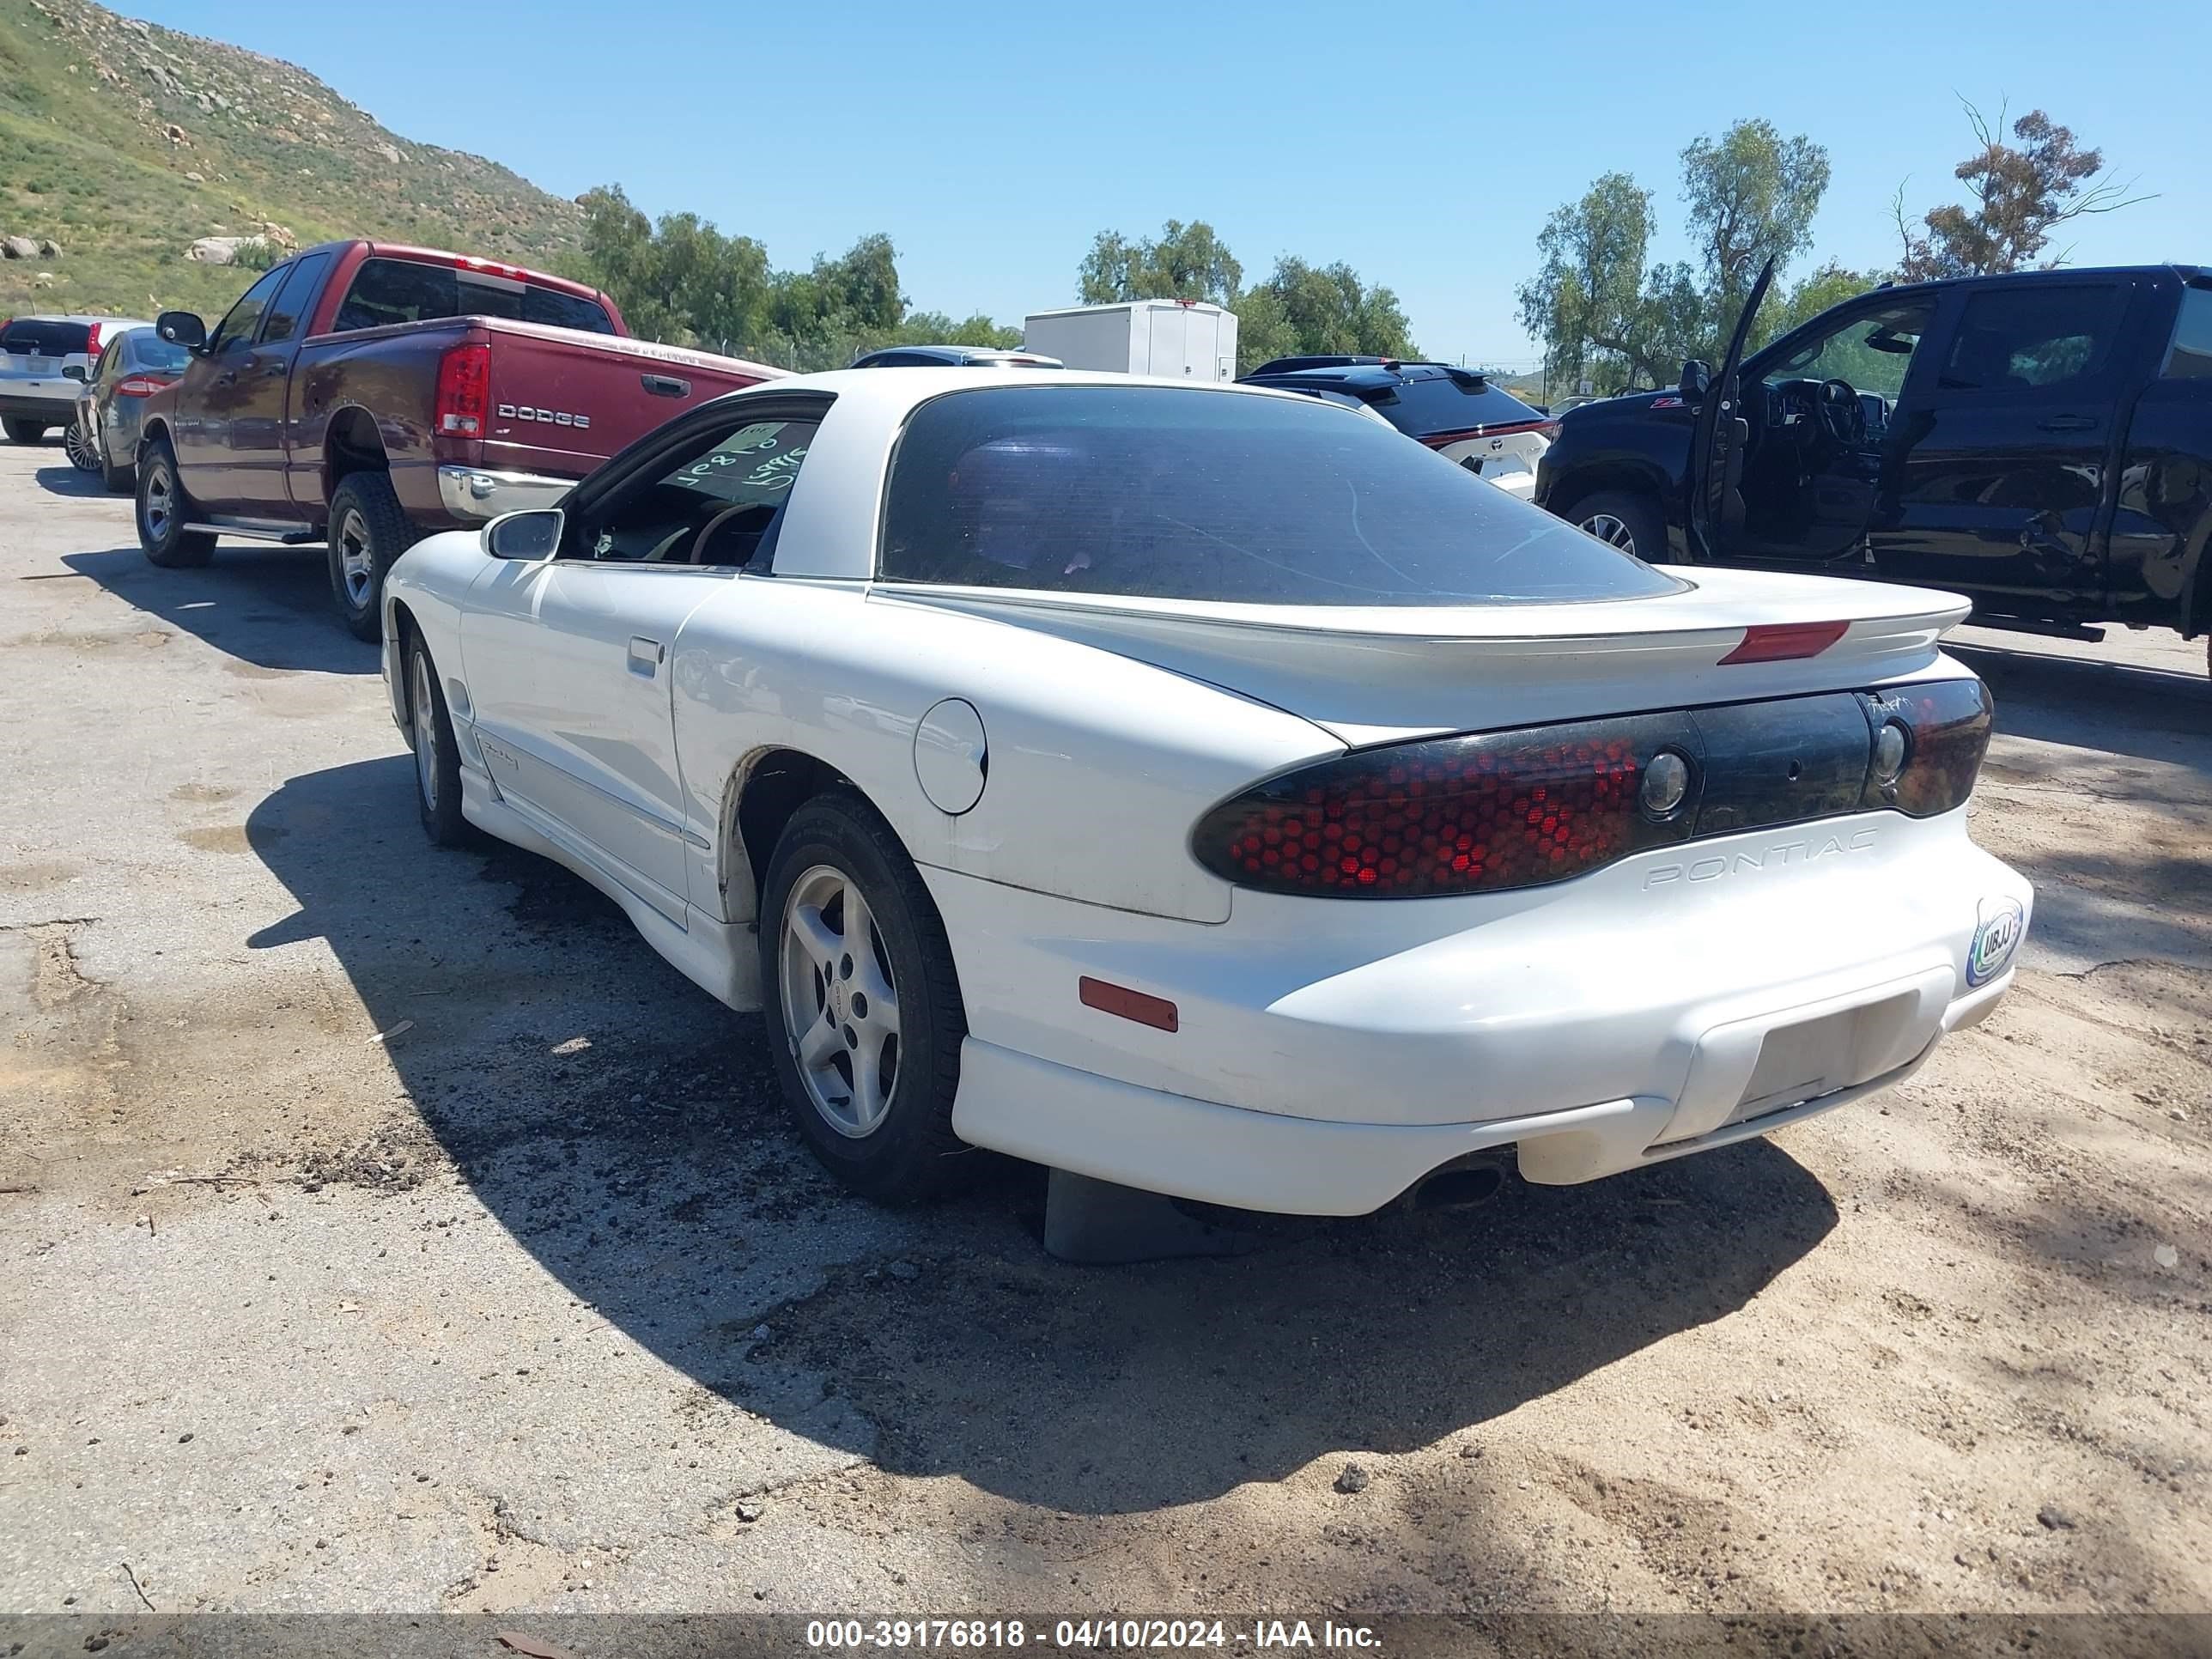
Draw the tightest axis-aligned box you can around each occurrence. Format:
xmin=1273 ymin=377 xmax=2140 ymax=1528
xmin=1565 ymin=489 xmax=1670 ymax=565
xmin=136 ymin=436 xmax=217 ymax=568
xmin=326 ymin=471 xmax=419 ymax=643
xmin=759 ymin=790 xmax=972 ymax=1205
xmin=3 ymin=418 xmax=49 ymax=445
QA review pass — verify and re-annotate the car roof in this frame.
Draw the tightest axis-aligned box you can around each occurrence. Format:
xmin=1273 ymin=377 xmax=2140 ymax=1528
xmin=3 ymin=313 xmax=154 ymax=326
xmin=1863 ymin=263 xmax=2206 ymax=297
xmin=1243 ymin=362 xmax=1489 ymax=391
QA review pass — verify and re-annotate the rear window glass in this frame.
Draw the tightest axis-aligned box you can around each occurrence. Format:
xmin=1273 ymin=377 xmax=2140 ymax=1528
xmin=879 ymin=386 xmax=1681 ymax=606
xmin=331 ymin=257 xmax=615 ymax=336
xmin=129 ymin=332 xmax=193 ymax=373
xmin=1364 ymin=374 xmax=1542 ymax=436
xmin=2 ymin=320 xmax=92 ymax=356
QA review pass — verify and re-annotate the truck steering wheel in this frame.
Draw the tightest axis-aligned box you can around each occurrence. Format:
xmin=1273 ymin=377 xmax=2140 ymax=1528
xmin=1817 ymin=379 xmax=1866 ymax=448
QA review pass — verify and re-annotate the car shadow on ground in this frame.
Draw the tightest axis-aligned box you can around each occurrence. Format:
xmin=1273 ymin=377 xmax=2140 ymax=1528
xmin=1953 ymin=640 xmax=2212 ymax=767
xmin=244 ymin=753 xmax=1842 ymax=1516
xmin=32 ymin=461 xmax=107 ymax=499
xmin=58 ymin=544 xmax=375 ymax=675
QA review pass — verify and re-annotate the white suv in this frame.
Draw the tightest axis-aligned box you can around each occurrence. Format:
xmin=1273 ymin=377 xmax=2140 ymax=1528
xmin=2 ymin=314 xmax=153 ymax=445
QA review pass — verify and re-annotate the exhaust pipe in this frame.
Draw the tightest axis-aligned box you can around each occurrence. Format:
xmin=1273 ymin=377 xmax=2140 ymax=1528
xmin=1406 ymin=1154 xmax=1511 ymax=1213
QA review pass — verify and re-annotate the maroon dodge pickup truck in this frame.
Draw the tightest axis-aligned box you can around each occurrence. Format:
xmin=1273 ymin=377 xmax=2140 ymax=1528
xmin=136 ymin=240 xmax=781 ymax=638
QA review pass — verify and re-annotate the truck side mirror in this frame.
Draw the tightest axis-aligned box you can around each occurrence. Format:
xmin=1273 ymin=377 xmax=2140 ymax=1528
xmin=1679 ymin=360 xmax=1711 ymax=402
xmin=156 ymin=310 xmax=207 ymax=351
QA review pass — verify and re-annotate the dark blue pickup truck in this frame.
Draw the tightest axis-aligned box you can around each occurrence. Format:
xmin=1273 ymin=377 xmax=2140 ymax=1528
xmin=1534 ymin=264 xmax=2212 ymax=675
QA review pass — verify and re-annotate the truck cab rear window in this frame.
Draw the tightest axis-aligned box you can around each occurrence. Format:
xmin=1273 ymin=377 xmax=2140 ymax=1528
xmin=880 ymin=385 xmax=1683 ymax=606
xmin=331 ymin=258 xmax=615 ymax=337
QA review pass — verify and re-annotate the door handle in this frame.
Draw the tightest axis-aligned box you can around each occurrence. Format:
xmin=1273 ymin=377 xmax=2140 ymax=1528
xmin=628 ymin=635 xmax=665 ymax=677
xmin=263 ymin=362 xmax=285 ymax=377
xmin=2037 ymin=414 xmax=2097 ymax=433
xmin=215 ymin=370 xmax=236 ymax=386
xmin=641 ymin=373 xmax=690 ymax=398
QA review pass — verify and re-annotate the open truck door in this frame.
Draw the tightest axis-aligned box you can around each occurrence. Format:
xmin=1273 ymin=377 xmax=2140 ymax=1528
xmin=1685 ymin=258 xmax=1774 ymax=563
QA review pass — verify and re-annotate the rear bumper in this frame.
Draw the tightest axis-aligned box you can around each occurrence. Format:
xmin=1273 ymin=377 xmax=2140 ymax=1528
xmin=0 ymin=388 xmax=77 ymax=422
xmin=956 ymin=970 xmax=2008 ymax=1214
xmin=931 ymin=811 xmax=2032 ymax=1212
xmin=436 ymin=464 xmax=573 ymax=525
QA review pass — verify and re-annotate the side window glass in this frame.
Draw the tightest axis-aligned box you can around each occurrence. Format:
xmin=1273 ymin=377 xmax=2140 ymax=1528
xmin=332 ymin=258 xmax=458 ymax=333
xmin=2164 ymin=287 xmax=2212 ymax=380
xmin=574 ymin=416 xmax=823 ymax=567
xmin=1767 ymin=300 xmax=1934 ymax=402
xmin=259 ymin=252 xmax=333 ymax=345
xmin=1940 ymin=285 xmax=2127 ymax=392
xmin=206 ymin=266 xmax=289 ymax=355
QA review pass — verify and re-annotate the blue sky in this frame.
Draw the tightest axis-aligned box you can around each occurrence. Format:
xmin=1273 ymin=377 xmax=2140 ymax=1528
xmin=125 ymin=0 xmax=2211 ymax=368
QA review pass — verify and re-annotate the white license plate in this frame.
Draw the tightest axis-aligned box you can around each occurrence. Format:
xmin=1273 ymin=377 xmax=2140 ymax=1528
xmin=26 ymin=356 xmax=56 ymax=374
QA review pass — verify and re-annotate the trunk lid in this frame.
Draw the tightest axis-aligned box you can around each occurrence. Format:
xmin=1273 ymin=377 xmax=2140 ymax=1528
xmin=884 ymin=568 xmax=1973 ymax=745
xmin=474 ymin=321 xmax=785 ymax=478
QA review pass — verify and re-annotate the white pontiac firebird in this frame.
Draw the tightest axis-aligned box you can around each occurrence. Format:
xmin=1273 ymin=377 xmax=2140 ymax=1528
xmin=381 ymin=368 xmax=2032 ymax=1215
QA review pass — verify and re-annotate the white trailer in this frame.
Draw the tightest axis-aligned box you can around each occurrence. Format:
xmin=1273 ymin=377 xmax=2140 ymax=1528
xmin=1022 ymin=301 xmax=1239 ymax=381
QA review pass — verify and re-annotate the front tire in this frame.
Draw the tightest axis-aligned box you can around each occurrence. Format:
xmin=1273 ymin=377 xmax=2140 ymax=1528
xmin=405 ymin=635 xmax=468 ymax=848
xmin=1566 ymin=488 xmax=1670 ymax=565
xmin=136 ymin=436 xmax=216 ymax=568
xmin=4 ymin=417 xmax=49 ymax=445
xmin=760 ymin=792 xmax=969 ymax=1204
xmin=64 ymin=416 xmax=99 ymax=472
xmin=326 ymin=471 xmax=418 ymax=643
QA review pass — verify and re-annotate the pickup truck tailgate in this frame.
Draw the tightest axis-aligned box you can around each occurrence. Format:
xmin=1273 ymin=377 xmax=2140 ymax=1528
xmin=475 ymin=320 xmax=781 ymax=477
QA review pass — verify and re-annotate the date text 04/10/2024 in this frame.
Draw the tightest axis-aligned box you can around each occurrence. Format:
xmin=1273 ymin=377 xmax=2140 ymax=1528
xmin=804 ymin=1620 xmax=1381 ymax=1650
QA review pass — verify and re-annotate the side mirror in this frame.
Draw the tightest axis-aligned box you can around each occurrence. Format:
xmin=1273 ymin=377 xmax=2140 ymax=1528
xmin=1679 ymin=360 xmax=1712 ymax=402
xmin=482 ymin=508 xmax=564 ymax=561
xmin=156 ymin=310 xmax=207 ymax=351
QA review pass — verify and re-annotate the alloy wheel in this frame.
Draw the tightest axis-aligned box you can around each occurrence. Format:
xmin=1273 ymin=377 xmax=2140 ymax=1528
xmin=143 ymin=462 xmax=173 ymax=542
xmin=410 ymin=650 xmax=441 ymax=815
xmin=64 ymin=419 xmax=98 ymax=471
xmin=1580 ymin=513 xmax=1637 ymax=555
xmin=336 ymin=507 xmax=375 ymax=607
xmin=778 ymin=864 xmax=902 ymax=1138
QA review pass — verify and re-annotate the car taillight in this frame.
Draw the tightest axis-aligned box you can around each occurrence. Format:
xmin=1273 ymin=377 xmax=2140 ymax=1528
xmin=1194 ymin=679 xmax=1993 ymax=900
xmin=1534 ymin=419 xmax=1561 ymax=442
xmin=1856 ymin=678 xmax=1992 ymax=818
xmin=114 ymin=376 xmax=168 ymax=398
xmin=435 ymin=341 xmax=489 ymax=436
xmin=1194 ymin=712 xmax=1701 ymax=898
xmin=84 ymin=322 xmax=104 ymax=358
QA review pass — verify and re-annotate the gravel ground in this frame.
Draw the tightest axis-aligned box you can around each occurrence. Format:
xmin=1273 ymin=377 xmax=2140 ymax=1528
xmin=1 ymin=439 xmax=2206 ymax=1637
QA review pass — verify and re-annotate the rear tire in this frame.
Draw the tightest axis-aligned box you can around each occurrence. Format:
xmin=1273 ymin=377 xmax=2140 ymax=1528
xmin=759 ymin=791 xmax=970 ymax=1205
xmin=4 ymin=417 xmax=49 ymax=445
xmin=326 ymin=471 xmax=417 ymax=643
xmin=136 ymin=436 xmax=216 ymax=568
xmin=1565 ymin=488 xmax=1671 ymax=565
xmin=405 ymin=634 xmax=469 ymax=848
xmin=102 ymin=453 xmax=137 ymax=495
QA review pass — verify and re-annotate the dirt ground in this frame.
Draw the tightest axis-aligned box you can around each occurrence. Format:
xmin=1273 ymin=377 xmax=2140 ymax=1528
xmin=1 ymin=438 xmax=2206 ymax=1639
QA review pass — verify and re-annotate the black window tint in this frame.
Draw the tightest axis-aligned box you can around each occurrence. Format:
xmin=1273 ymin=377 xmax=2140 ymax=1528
xmin=2165 ymin=285 xmax=2212 ymax=380
xmin=514 ymin=282 xmax=616 ymax=334
xmin=3 ymin=320 xmax=92 ymax=356
xmin=1940 ymin=285 xmax=2127 ymax=392
xmin=579 ymin=416 xmax=821 ymax=566
xmin=259 ymin=252 xmax=332 ymax=345
xmin=207 ymin=266 xmax=291 ymax=354
xmin=130 ymin=331 xmax=193 ymax=374
xmin=1370 ymin=375 xmax=1543 ymax=436
xmin=880 ymin=386 xmax=1682 ymax=605
xmin=331 ymin=257 xmax=613 ymax=336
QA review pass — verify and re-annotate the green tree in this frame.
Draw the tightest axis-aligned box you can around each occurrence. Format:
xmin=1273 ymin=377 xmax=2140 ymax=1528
xmin=1893 ymin=101 xmax=2152 ymax=280
xmin=1079 ymin=219 xmax=1242 ymax=307
xmin=1518 ymin=121 xmax=1833 ymax=395
xmin=1234 ymin=256 xmax=1415 ymax=370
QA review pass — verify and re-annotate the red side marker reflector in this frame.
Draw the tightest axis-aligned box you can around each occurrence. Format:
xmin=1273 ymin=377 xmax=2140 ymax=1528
xmin=1079 ymin=976 xmax=1179 ymax=1033
xmin=1718 ymin=620 xmax=1850 ymax=665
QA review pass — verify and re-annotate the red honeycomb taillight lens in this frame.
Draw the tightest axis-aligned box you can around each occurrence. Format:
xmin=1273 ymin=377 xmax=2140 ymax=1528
xmin=1192 ymin=713 xmax=1702 ymax=899
xmin=1194 ymin=679 xmax=1995 ymax=901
